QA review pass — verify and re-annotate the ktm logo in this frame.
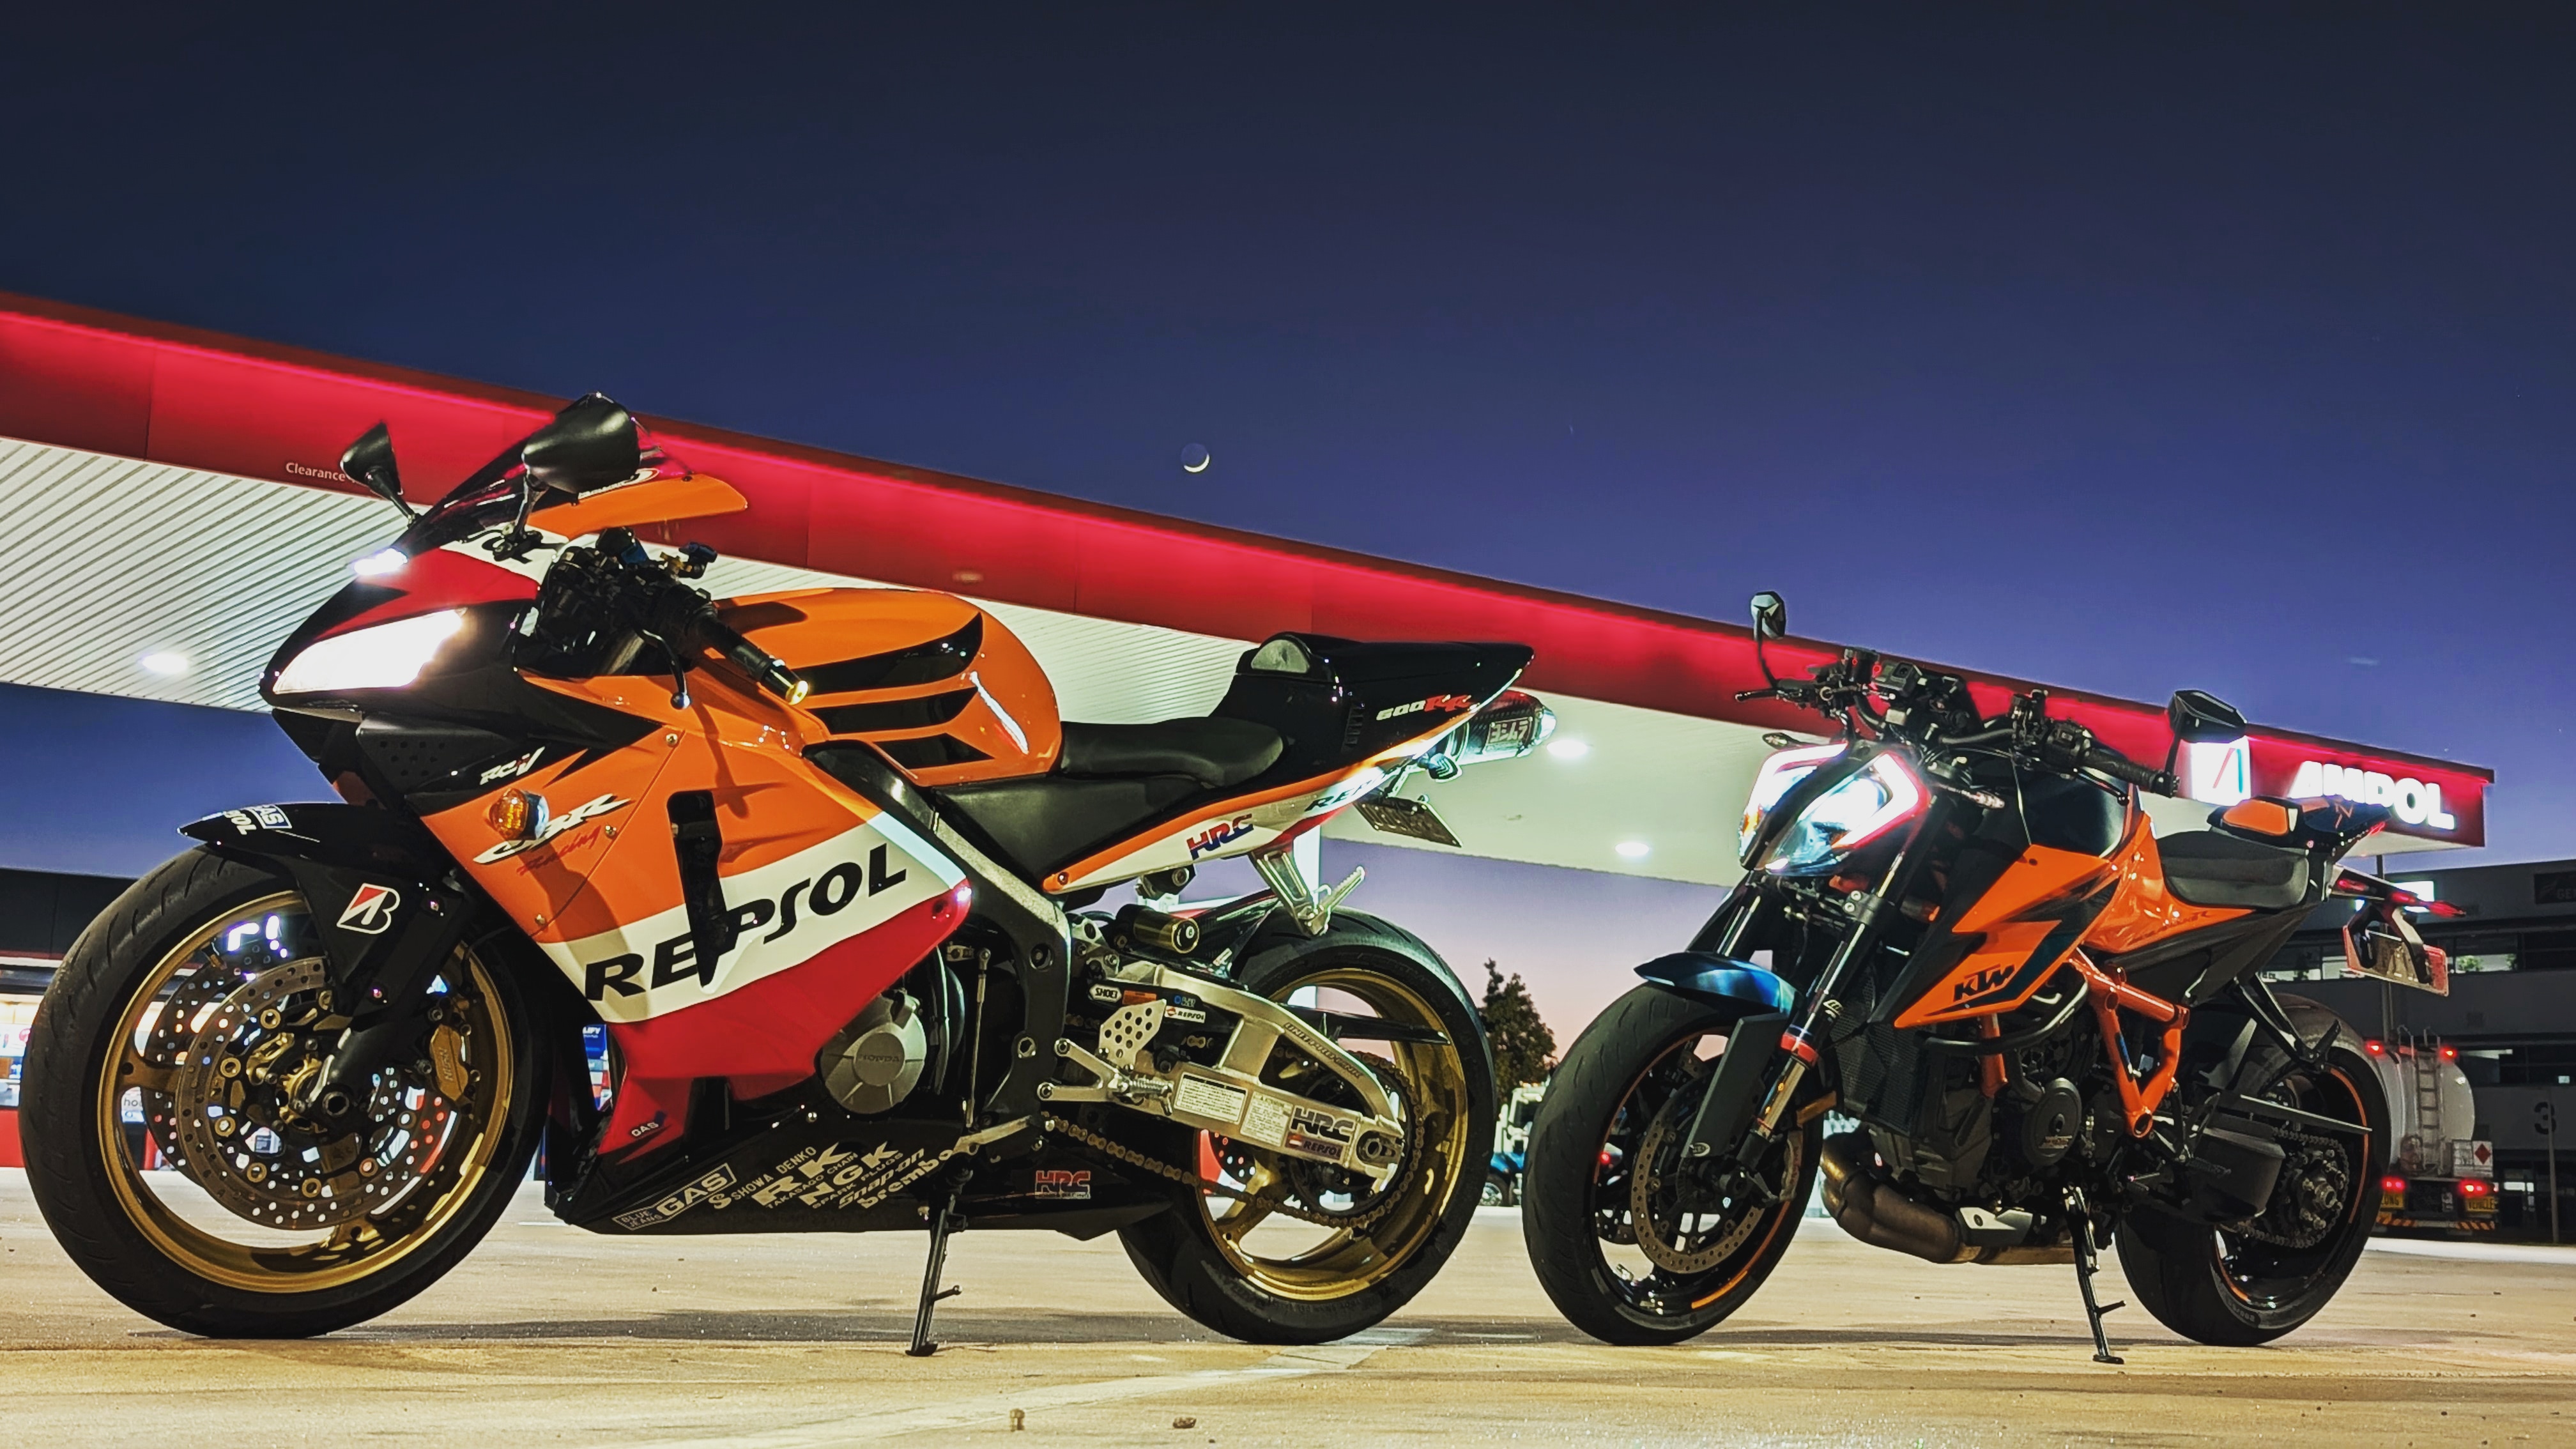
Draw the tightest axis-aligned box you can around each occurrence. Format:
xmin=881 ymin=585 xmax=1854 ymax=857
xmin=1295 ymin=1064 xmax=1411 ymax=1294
xmin=337 ymin=883 xmax=401 ymax=935
xmin=581 ymin=843 xmax=912 ymax=1001
xmin=1187 ymin=815 xmax=1257 ymax=859
xmin=1949 ymin=962 xmax=2016 ymax=1002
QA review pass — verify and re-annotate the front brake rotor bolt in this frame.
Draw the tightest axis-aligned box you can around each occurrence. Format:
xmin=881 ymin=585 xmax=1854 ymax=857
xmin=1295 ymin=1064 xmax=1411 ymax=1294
xmin=258 ymin=1008 xmax=284 ymax=1031
xmin=244 ymin=1162 xmax=266 ymax=1183
xmin=217 ymin=1057 xmax=242 ymax=1079
xmin=213 ymin=1115 xmax=238 ymax=1137
xmin=358 ymin=1158 xmax=379 ymax=1177
xmin=300 ymin=1178 xmax=323 ymax=1199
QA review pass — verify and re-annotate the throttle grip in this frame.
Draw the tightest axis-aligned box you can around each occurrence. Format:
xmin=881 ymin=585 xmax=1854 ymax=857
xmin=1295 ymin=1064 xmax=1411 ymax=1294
xmin=2084 ymin=746 xmax=2174 ymax=795
xmin=691 ymin=608 xmax=811 ymax=705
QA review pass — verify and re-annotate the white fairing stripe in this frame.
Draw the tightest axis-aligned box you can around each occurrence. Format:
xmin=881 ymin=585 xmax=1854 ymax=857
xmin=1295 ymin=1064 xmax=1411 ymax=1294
xmin=540 ymin=818 xmax=965 ymax=1023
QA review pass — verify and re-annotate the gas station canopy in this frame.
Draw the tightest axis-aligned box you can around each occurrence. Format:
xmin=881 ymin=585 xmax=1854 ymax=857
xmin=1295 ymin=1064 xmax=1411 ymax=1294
xmin=0 ymin=293 xmax=2492 ymax=880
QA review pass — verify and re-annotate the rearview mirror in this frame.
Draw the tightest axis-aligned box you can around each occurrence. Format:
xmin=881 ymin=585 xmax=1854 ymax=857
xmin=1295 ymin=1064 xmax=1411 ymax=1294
xmin=1749 ymin=591 xmax=1788 ymax=642
xmin=520 ymin=394 xmax=640 ymax=495
xmin=2168 ymin=688 xmax=2247 ymax=744
xmin=338 ymin=422 xmax=412 ymax=517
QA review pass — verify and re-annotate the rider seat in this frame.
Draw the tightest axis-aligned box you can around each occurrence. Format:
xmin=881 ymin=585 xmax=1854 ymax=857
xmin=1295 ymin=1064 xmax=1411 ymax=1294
xmin=932 ymin=717 xmax=1285 ymax=880
xmin=1057 ymin=718 xmax=1284 ymax=790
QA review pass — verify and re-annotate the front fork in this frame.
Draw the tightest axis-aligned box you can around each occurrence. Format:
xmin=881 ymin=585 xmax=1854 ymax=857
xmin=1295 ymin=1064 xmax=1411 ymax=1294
xmin=1683 ymin=819 xmax=1930 ymax=1165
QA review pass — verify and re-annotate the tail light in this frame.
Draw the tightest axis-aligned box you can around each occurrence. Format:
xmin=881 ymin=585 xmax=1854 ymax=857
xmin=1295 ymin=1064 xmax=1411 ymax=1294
xmin=2380 ymin=1176 xmax=2407 ymax=1194
xmin=2364 ymin=1039 xmax=2386 ymax=1056
xmin=2458 ymin=1178 xmax=2490 ymax=1197
xmin=2439 ymin=1044 xmax=2458 ymax=1062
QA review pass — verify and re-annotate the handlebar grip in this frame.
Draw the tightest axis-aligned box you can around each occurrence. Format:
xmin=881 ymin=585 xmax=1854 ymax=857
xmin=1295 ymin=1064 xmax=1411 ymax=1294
xmin=691 ymin=608 xmax=811 ymax=705
xmin=2084 ymin=746 xmax=2175 ymax=795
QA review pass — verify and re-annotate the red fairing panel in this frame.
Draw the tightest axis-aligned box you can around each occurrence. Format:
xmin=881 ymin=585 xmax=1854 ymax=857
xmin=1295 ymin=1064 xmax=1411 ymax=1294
xmin=597 ymin=888 xmax=969 ymax=1153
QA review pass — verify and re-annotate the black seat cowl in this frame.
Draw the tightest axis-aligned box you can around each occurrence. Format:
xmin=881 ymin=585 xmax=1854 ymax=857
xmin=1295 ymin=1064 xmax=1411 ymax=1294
xmin=2159 ymin=829 xmax=2313 ymax=912
xmin=1057 ymin=718 xmax=1284 ymax=790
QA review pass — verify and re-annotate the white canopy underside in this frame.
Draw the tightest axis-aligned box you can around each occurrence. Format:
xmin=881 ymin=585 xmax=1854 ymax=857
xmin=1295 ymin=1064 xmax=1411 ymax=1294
xmin=0 ymin=436 xmax=2451 ymax=884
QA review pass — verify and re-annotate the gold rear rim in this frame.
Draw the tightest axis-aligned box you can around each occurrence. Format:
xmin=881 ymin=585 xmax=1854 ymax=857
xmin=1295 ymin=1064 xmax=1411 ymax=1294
xmin=95 ymin=890 xmax=516 ymax=1294
xmin=1199 ymin=966 xmax=1473 ymax=1301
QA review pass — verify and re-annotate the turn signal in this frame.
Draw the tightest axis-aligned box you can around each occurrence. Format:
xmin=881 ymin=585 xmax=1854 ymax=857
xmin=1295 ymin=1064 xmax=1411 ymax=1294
xmin=488 ymin=789 xmax=549 ymax=840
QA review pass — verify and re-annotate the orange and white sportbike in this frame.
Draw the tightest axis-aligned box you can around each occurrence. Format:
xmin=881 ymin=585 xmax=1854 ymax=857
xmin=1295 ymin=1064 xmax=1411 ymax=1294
xmin=24 ymin=396 xmax=1551 ymax=1346
xmin=1522 ymin=591 xmax=2453 ymax=1361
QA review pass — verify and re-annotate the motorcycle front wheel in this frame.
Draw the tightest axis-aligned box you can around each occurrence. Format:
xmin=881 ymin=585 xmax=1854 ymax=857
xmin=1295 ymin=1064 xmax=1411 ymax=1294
xmin=1116 ymin=912 xmax=1494 ymax=1344
xmin=22 ymin=848 xmax=546 ymax=1337
xmin=1522 ymin=983 xmax=1818 ymax=1346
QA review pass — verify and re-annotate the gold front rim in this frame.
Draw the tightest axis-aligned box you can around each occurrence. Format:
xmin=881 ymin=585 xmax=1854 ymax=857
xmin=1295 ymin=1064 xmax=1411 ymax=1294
xmin=95 ymin=891 xmax=516 ymax=1294
xmin=1200 ymin=967 xmax=1473 ymax=1301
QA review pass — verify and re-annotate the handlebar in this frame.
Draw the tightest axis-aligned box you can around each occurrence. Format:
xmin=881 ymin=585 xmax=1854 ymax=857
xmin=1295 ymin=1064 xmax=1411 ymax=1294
xmin=2083 ymin=745 xmax=2175 ymax=796
xmin=689 ymin=606 xmax=811 ymax=705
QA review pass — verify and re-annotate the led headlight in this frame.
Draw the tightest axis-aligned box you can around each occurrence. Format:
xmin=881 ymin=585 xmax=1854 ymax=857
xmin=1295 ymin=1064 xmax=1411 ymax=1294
xmin=1756 ymin=752 xmax=1926 ymax=877
xmin=272 ymin=610 xmax=468 ymax=696
xmin=1738 ymin=743 xmax=1845 ymax=864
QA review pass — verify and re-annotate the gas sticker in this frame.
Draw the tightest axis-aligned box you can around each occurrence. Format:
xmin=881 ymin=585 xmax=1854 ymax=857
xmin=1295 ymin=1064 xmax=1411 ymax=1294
xmin=612 ymin=1165 xmax=739 ymax=1231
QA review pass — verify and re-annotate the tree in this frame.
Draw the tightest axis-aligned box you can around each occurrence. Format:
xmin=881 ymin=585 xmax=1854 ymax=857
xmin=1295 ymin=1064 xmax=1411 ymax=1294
xmin=1478 ymin=962 xmax=1557 ymax=1089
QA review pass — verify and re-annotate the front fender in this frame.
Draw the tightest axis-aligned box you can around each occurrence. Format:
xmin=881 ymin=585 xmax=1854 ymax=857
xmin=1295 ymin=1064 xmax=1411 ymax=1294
xmin=1634 ymin=951 xmax=1795 ymax=1018
xmin=181 ymin=802 xmax=466 ymax=1017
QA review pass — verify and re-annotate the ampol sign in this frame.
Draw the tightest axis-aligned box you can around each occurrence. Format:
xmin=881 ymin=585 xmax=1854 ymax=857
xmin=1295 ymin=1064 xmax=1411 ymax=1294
xmin=2183 ymin=738 xmax=2486 ymax=845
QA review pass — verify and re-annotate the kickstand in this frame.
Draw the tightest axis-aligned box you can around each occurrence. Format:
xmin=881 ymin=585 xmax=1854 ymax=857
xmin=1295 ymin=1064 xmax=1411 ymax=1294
xmin=905 ymin=1181 xmax=967 ymax=1358
xmin=2066 ymin=1187 xmax=2125 ymax=1365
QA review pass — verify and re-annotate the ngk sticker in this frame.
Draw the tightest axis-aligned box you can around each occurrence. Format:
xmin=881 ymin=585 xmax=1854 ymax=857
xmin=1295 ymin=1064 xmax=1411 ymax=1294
xmin=539 ymin=814 xmax=963 ymax=1023
xmin=337 ymin=883 xmax=402 ymax=935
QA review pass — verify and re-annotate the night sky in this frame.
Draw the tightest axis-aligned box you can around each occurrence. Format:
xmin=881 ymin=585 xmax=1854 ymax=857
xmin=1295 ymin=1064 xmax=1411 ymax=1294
xmin=4 ymin=6 xmax=2572 ymax=1031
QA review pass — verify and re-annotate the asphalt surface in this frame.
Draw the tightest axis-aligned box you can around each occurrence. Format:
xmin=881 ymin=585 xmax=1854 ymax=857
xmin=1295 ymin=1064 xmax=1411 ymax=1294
xmin=2 ymin=1168 xmax=2570 ymax=1446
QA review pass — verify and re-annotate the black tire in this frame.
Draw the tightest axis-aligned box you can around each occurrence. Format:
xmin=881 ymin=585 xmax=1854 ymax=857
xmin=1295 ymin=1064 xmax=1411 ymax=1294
xmin=1116 ymin=911 xmax=1494 ymax=1344
xmin=1522 ymin=983 xmax=1817 ymax=1346
xmin=22 ymin=847 xmax=548 ymax=1338
xmin=2115 ymin=1031 xmax=2389 ymax=1346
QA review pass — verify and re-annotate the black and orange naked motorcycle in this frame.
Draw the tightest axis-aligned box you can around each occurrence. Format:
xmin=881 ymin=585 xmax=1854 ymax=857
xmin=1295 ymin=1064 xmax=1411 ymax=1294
xmin=1522 ymin=592 xmax=2445 ymax=1361
xmin=23 ymin=395 xmax=1551 ymax=1347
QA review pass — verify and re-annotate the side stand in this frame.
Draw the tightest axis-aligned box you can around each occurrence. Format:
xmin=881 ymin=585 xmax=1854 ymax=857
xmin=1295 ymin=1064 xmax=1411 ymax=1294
xmin=2066 ymin=1187 xmax=2124 ymax=1365
xmin=905 ymin=1181 xmax=968 ymax=1358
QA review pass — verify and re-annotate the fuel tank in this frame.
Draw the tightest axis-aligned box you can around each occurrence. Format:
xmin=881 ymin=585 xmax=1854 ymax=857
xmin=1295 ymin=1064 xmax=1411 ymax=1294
xmin=719 ymin=588 xmax=1061 ymax=785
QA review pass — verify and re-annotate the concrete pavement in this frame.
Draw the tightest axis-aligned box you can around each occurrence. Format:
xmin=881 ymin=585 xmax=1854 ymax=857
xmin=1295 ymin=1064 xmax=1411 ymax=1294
xmin=2 ymin=1169 xmax=2570 ymax=1445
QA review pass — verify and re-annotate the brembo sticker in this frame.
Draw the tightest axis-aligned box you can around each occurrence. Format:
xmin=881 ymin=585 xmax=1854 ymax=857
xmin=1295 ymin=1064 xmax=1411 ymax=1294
xmin=475 ymin=793 xmax=632 ymax=863
xmin=537 ymin=814 xmax=963 ymax=1023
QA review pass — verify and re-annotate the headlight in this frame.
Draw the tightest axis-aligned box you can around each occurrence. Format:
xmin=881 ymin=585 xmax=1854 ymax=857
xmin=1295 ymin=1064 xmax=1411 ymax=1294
xmin=1754 ymin=752 xmax=1926 ymax=877
xmin=1739 ymin=743 xmax=1845 ymax=863
xmin=272 ymin=610 xmax=468 ymax=696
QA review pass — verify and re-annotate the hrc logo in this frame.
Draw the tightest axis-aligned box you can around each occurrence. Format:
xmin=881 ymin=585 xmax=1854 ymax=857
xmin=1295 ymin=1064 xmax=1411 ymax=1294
xmin=1187 ymin=815 xmax=1258 ymax=859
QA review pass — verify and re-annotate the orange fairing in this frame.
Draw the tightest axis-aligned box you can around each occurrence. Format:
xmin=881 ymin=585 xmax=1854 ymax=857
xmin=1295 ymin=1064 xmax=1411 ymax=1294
xmin=2082 ymin=823 xmax=2250 ymax=957
xmin=420 ymin=666 xmax=972 ymax=1154
xmin=721 ymin=588 xmax=1061 ymax=785
xmin=2220 ymin=799 xmax=2297 ymax=838
xmin=530 ymin=471 xmax=749 ymax=539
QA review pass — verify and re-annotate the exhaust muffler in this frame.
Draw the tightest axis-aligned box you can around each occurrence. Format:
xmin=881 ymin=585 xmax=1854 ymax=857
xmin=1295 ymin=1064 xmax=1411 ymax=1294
xmin=1818 ymin=1131 xmax=2073 ymax=1266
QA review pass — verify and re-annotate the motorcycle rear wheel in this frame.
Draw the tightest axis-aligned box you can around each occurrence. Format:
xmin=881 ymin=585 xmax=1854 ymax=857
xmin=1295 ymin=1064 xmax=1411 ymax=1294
xmin=22 ymin=848 xmax=546 ymax=1338
xmin=1522 ymin=983 xmax=1818 ymax=1346
xmin=1116 ymin=912 xmax=1492 ymax=1344
xmin=2115 ymin=1035 xmax=2388 ymax=1346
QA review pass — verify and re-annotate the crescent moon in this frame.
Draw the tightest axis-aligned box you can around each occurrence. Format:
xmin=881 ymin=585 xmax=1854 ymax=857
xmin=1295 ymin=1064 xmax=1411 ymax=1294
xmin=1183 ymin=454 xmax=1211 ymax=473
